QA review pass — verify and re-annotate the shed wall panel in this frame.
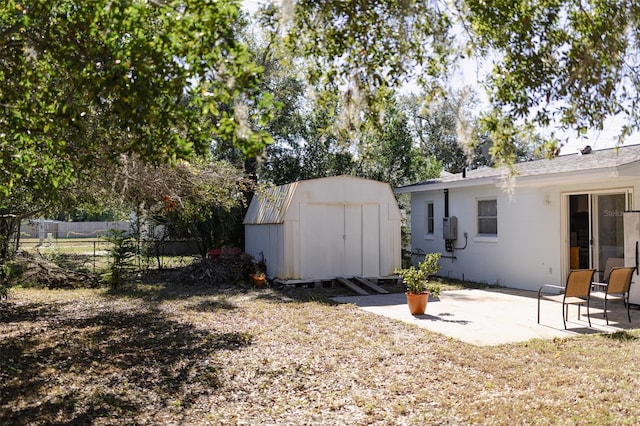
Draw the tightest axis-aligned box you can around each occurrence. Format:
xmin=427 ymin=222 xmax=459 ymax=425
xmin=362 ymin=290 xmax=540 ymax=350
xmin=362 ymin=204 xmax=380 ymax=276
xmin=301 ymin=203 xmax=345 ymax=279
xmin=344 ymin=205 xmax=363 ymax=276
xmin=379 ymin=204 xmax=402 ymax=276
xmin=244 ymin=224 xmax=284 ymax=278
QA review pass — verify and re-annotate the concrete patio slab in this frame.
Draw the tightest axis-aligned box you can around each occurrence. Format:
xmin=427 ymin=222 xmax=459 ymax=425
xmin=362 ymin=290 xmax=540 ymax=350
xmin=333 ymin=288 xmax=639 ymax=346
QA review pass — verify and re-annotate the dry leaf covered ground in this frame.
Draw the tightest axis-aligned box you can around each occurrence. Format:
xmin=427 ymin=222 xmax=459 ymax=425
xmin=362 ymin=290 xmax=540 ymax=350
xmin=2 ymin=278 xmax=640 ymax=425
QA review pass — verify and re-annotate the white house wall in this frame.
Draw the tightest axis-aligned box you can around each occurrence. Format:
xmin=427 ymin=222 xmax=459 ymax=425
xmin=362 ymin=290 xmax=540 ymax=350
xmin=411 ymin=185 xmax=560 ymax=291
xmin=399 ymin=147 xmax=640 ymax=291
xmin=411 ymin=177 xmax=640 ymax=292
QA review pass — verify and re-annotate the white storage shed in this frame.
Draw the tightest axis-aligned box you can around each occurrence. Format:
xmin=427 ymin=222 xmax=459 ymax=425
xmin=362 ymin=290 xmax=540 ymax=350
xmin=243 ymin=175 xmax=402 ymax=280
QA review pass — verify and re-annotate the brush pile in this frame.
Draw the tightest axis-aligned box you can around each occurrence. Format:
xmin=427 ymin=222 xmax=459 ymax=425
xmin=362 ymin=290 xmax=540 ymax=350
xmin=11 ymin=251 xmax=99 ymax=289
xmin=173 ymin=253 xmax=257 ymax=287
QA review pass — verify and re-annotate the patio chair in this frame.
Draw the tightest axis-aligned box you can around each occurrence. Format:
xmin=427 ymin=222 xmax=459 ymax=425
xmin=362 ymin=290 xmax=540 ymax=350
xmin=591 ymin=266 xmax=635 ymax=325
xmin=599 ymin=257 xmax=624 ymax=282
xmin=538 ymin=269 xmax=596 ymax=329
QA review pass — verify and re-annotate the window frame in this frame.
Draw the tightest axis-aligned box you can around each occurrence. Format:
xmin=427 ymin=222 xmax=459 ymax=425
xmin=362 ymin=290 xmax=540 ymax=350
xmin=424 ymin=201 xmax=435 ymax=239
xmin=476 ymin=198 xmax=498 ymax=237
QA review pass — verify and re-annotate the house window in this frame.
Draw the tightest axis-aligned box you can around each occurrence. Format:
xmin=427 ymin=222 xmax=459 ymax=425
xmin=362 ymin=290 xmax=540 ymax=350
xmin=425 ymin=201 xmax=434 ymax=236
xmin=477 ymin=199 xmax=497 ymax=235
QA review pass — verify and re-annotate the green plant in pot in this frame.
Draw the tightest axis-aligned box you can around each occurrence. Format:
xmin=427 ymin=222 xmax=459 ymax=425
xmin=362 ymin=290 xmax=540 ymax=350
xmin=396 ymin=252 xmax=441 ymax=315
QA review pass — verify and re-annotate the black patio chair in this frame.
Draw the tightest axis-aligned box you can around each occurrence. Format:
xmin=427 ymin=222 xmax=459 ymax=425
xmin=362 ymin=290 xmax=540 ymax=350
xmin=591 ymin=266 xmax=635 ymax=325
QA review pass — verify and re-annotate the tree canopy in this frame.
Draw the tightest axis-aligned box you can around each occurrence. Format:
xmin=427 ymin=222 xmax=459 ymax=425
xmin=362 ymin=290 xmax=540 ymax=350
xmin=3 ymin=0 xmax=636 ymax=245
xmin=463 ymin=0 xmax=640 ymax=157
xmin=6 ymin=0 xmax=635 ymax=201
xmin=111 ymin=156 xmax=251 ymax=256
xmin=0 ymin=0 xmax=273 ymax=199
xmin=270 ymin=0 xmax=640 ymax=161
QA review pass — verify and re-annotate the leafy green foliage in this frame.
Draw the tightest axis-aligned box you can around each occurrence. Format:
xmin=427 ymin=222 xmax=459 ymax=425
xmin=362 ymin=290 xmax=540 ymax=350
xmin=0 ymin=0 xmax=273 ymax=197
xmin=0 ymin=0 xmax=278 ymax=279
xmin=402 ymin=88 xmax=547 ymax=172
xmin=259 ymin=92 xmax=356 ymax=184
xmin=462 ymin=0 xmax=640 ymax=147
xmin=401 ymin=89 xmax=486 ymax=174
xmin=396 ymin=252 xmax=442 ymax=296
xmin=111 ymin=156 xmax=252 ymax=258
xmin=266 ymin=0 xmax=455 ymax=140
xmin=256 ymin=79 xmax=441 ymax=188
xmin=259 ymin=1 xmax=639 ymax=162
xmin=358 ymin=99 xmax=441 ymax=187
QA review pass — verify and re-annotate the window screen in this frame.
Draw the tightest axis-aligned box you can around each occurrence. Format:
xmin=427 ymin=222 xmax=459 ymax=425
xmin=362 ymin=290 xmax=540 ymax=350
xmin=425 ymin=202 xmax=434 ymax=234
xmin=478 ymin=199 xmax=497 ymax=235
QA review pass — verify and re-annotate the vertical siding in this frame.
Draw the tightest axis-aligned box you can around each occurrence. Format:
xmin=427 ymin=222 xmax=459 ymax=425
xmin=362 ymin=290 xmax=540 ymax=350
xmin=361 ymin=204 xmax=380 ymax=276
xmin=380 ymin=202 xmax=402 ymax=276
xmin=244 ymin=224 xmax=284 ymax=279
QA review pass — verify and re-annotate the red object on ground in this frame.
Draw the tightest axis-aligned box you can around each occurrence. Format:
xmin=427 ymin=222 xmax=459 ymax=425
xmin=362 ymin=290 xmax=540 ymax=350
xmin=207 ymin=247 xmax=241 ymax=258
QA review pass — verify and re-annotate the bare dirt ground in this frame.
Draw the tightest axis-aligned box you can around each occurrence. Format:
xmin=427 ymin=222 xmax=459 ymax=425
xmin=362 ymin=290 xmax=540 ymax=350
xmin=2 ymin=273 xmax=640 ymax=425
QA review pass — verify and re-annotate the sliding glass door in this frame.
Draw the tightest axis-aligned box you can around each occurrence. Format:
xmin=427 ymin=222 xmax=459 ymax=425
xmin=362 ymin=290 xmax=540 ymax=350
xmin=568 ymin=192 xmax=629 ymax=280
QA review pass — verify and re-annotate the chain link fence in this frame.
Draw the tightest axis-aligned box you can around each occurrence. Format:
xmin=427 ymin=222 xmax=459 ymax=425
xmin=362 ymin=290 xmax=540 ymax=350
xmin=18 ymin=238 xmax=202 ymax=273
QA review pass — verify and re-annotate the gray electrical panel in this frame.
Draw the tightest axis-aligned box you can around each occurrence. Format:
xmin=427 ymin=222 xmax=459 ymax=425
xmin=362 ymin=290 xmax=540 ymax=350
xmin=443 ymin=216 xmax=458 ymax=240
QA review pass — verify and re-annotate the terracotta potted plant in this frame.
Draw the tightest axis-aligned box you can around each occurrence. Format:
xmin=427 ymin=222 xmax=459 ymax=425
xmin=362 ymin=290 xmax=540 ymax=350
xmin=249 ymin=271 xmax=267 ymax=288
xmin=396 ymin=252 xmax=441 ymax=315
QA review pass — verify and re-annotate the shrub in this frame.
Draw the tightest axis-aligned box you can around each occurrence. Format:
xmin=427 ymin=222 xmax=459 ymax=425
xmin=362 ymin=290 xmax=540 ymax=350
xmin=103 ymin=229 xmax=136 ymax=288
xmin=395 ymin=252 xmax=441 ymax=297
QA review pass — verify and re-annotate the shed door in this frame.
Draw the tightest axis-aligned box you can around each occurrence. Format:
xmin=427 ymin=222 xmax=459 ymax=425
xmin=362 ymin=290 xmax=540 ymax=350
xmin=360 ymin=204 xmax=380 ymax=276
xmin=302 ymin=203 xmax=380 ymax=278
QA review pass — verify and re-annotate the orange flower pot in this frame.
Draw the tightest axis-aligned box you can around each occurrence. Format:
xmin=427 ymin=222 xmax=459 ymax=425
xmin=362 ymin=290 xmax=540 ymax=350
xmin=250 ymin=274 xmax=266 ymax=288
xmin=406 ymin=292 xmax=428 ymax=315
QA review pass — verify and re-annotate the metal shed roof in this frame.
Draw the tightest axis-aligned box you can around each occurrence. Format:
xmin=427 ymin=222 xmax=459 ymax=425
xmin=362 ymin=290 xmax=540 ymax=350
xmin=244 ymin=175 xmax=402 ymax=225
xmin=243 ymin=181 xmax=299 ymax=225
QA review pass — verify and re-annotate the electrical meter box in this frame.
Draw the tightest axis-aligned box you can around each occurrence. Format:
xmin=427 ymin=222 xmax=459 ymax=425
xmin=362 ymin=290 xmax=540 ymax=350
xmin=443 ymin=216 xmax=458 ymax=240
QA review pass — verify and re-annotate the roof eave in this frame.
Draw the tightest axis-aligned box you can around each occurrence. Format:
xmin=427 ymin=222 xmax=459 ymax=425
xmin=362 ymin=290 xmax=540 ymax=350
xmin=502 ymin=166 xmax=621 ymax=188
xmin=395 ymin=177 xmax=498 ymax=193
xmin=395 ymin=165 xmax=633 ymax=194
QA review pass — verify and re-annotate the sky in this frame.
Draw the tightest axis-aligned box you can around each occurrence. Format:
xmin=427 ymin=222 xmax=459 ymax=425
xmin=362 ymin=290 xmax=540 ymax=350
xmin=242 ymin=0 xmax=263 ymax=12
xmin=437 ymin=51 xmax=639 ymax=156
xmin=556 ymin=117 xmax=636 ymax=156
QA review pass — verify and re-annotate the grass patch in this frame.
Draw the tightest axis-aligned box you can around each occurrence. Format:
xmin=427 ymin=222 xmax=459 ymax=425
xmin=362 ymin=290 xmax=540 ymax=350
xmin=2 ymin=280 xmax=640 ymax=424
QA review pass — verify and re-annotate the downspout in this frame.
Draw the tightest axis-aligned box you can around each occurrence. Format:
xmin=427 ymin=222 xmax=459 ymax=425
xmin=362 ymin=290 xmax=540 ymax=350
xmin=442 ymin=188 xmax=468 ymax=261
xmin=443 ymin=188 xmax=456 ymax=259
xmin=444 ymin=188 xmax=449 ymax=218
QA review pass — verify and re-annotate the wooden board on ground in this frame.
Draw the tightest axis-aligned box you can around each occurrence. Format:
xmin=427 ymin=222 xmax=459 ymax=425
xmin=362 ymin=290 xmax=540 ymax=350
xmin=336 ymin=277 xmax=369 ymax=295
xmin=353 ymin=276 xmax=390 ymax=294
